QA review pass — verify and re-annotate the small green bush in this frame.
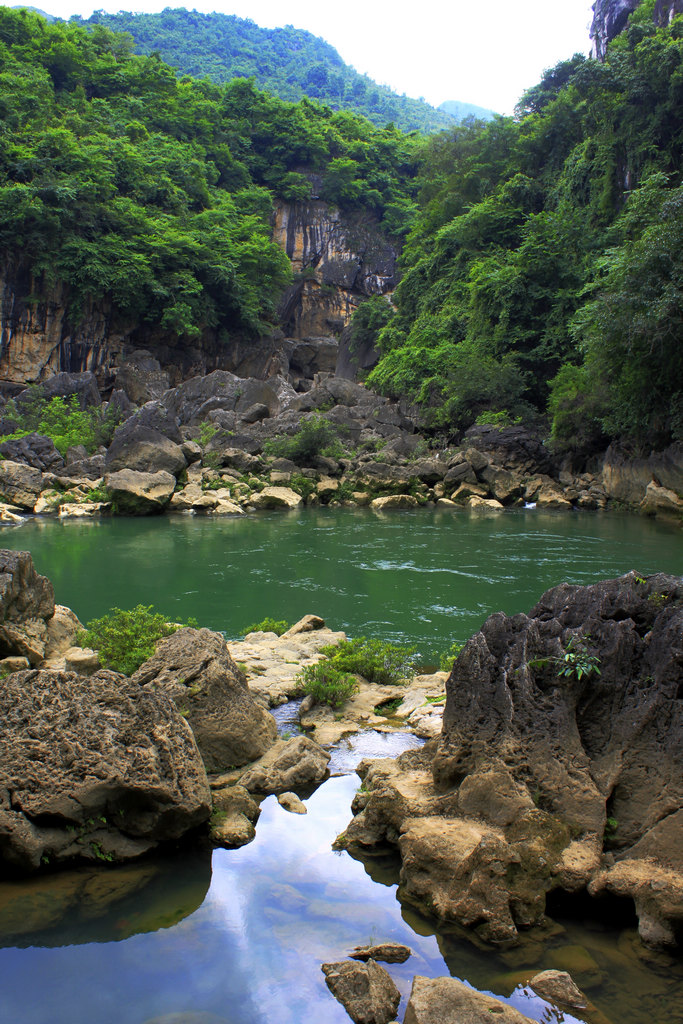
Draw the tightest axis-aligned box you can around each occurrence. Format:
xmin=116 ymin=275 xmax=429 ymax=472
xmin=263 ymin=414 xmax=344 ymax=465
xmin=2 ymin=394 xmax=122 ymax=456
xmin=241 ymin=617 xmax=289 ymax=636
xmin=77 ymin=604 xmax=181 ymax=675
xmin=557 ymin=635 xmax=601 ymax=681
xmin=439 ymin=640 xmax=465 ymax=672
xmin=297 ymin=662 xmax=358 ymax=708
xmin=320 ymin=637 xmax=416 ymax=685
xmin=288 ymin=473 xmax=317 ymax=501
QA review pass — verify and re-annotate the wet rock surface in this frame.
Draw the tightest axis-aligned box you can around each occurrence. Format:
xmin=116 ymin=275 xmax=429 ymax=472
xmin=403 ymin=976 xmax=534 ymax=1024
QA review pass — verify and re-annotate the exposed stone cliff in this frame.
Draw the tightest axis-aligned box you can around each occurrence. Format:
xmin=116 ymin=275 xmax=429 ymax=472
xmin=0 ymin=200 xmax=395 ymax=389
xmin=591 ymin=0 xmax=683 ymax=59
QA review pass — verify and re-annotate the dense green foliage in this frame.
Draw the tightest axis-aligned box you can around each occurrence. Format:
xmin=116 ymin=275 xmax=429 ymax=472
xmin=241 ymin=617 xmax=290 ymax=636
xmin=0 ymin=8 xmax=419 ymax=342
xmin=263 ymin=414 xmax=345 ymax=464
xmin=319 ymin=637 xmax=417 ymax=685
xmin=367 ymin=7 xmax=683 ymax=450
xmin=77 ymin=604 xmax=184 ymax=675
xmin=296 ymin=661 xmax=359 ymax=708
xmin=80 ymin=9 xmax=456 ymax=134
xmin=2 ymin=392 xmax=121 ymax=455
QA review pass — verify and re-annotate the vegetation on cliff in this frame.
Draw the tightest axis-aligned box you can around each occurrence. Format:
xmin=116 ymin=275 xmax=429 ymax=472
xmin=0 ymin=8 xmax=418 ymax=340
xmin=78 ymin=8 xmax=457 ymax=134
xmin=368 ymin=3 xmax=683 ymax=451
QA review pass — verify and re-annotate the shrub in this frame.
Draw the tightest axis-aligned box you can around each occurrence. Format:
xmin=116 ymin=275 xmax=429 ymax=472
xmin=241 ymin=617 xmax=289 ymax=636
xmin=439 ymin=640 xmax=465 ymax=672
xmin=296 ymin=661 xmax=358 ymax=708
xmin=263 ymin=414 xmax=344 ymax=465
xmin=2 ymin=394 xmax=122 ymax=456
xmin=77 ymin=604 xmax=183 ymax=675
xmin=320 ymin=637 xmax=416 ymax=685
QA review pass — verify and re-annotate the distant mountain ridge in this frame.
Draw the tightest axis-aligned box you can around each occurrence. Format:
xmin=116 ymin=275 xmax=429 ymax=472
xmin=78 ymin=8 xmax=489 ymax=133
xmin=438 ymin=100 xmax=497 ymax=122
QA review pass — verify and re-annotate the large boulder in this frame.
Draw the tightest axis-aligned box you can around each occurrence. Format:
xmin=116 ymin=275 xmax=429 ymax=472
xmin=16 ymin=371 xmax=101 ymax=412
xmin=114 ymin=350 xmax=171 ymax=406
xmin=0 ymin=668 xmax=211 ymax=872
xmin=343 ymin=572 xmax=683 ymax=949
xmin=0 ymin=433 xmax=65 ymax=473
xmin=238 ymin=736 xmax=331 ymax=794
xmin=0 ymin=549 xmax=55 ymax=664
xmin=0 ymin=459 xmax=43 ymax=509
xmin=321 ymin=959 xmax=400 ymax=1024
xmin=132 ymin=628 xmax=278 ymax=772
xmin=105 ymin=402 xmax=186 ymax=476
xmin=403 ymin=977 xmax=533 ymax=1024
xmin=104 ymin=468 xmax=176 ymax=514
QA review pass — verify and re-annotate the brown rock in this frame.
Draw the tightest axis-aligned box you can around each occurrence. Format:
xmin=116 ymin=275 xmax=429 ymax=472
xmin=0 ymin=461 xmax=44 ymax=509
xmin=404 ymin=976 xmax=533 ymax=1024
xmin=239 ymin=735 xmax=330 ymax=794
xmin=132 ymin=628 xmax=278 ymax=772
xmin=104 ymin=468 xmax=176 ymax=514
xmin=349 ymin=943 xmax=411 ymax=964
xmin=0 ymin=668 xmax=211 ymax=871
xmin=321 ymin=959 xmax=401 ymax=1024
xmin=528 ymin=970 xmax=587 ymax=1010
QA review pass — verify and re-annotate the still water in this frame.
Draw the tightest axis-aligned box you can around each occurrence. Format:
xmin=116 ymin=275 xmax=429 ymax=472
xmin=0 ymin=508 xmax=681 ymax=1024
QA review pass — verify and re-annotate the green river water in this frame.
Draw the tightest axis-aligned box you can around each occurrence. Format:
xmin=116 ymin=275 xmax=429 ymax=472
xmin=0 ymin=507 xmax=681 ymax=1024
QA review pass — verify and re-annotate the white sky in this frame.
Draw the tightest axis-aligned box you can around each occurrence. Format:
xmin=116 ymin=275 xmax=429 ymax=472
xmin=35 ymin=0 xmax=598 ymax=114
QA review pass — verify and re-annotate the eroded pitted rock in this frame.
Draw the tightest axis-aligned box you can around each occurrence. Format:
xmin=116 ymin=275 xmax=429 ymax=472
xmin=132 ymin=627 xmax=278 ymax=772
xmin=343 ymin=572 xmax=683 ymax=949
xmin=0 ymin=668 xmax=211 ymax=872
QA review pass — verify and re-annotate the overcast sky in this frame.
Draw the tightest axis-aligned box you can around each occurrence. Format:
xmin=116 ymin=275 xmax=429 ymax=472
xmin=35 ymin=0 xmax=598 ymax=114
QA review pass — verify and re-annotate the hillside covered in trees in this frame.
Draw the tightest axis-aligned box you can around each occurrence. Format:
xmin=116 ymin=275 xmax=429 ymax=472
xmin=0 ymin=2 xmax=681 ymax=455
xmin=0 ymin=7 xmax=419 ymax=343
xmin=366 ymin=0 xmax=683 ymax=453
xmin=78 ymin=8 xmax=458 ymax=134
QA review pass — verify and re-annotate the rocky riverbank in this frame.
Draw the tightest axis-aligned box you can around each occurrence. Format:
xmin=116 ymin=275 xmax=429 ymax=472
xmin=0 ymin=368 xmax=680 ymax=525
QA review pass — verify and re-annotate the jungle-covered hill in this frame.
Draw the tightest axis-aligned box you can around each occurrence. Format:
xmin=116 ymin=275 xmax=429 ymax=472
xmin=1 ymin=2 xmax=682 ymax=455
xmin=77 ymin=8 xmax=458 ymax=134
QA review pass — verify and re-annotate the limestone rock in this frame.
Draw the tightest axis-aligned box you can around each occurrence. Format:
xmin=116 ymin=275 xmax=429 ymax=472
xmin=58 ymin=502 xmax=108 ymax=518
xmin=0 ymin=549 xmax=54 ymax=622
xmin=283 ymin=614 xmax=326 ymax=636
xmin=348 ymin=943 xmax=411 ymax=964
xmin=0 ymin=668 xmax=211 ymax=871
xmin=321 ymin=959 xmax=401 ymax=1024
xmin=104 ymin=468 xmax=176 ymax=514
xmin=466 ymin=495 xmax=504 ymax=511
xmin=0 ymin=460 xmax=44 ymax=509
xmin=105 ymin=403 xmax=186 ymax=476
xmin=251 ymin=486 xmax=303 ymax=509
xmin=0 ymin=433 xmax=64 ymax=473
xmin=132 ymin=628 xmax=277 ymax=772
xmin=114 ymin=351 xmax=170 ymax=405
xmin=371 ymin=494 xmax=419 ymax=511
xmin=528 ymin=970 xmax=587 ymax=1011
xmin=641 ymin=480 xmax=682 ymax=520
xmin=210 ymin=784 xmax=260 ymax=847
xmin=238 ymin=736 xmax=331 ymax=794
xmin=277 ymin=791 xmax=307 ymax=814
xmin=403 ymin=976 xmax=533 ymax=1024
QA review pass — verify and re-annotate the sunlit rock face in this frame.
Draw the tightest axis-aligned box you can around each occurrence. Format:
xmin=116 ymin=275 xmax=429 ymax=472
xmin=590 ymin=0 xmax=683 ymax=60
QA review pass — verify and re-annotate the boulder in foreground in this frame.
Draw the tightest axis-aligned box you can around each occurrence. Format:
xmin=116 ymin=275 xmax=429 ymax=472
xmin=0 ymin=669 xmax=211 ymax=872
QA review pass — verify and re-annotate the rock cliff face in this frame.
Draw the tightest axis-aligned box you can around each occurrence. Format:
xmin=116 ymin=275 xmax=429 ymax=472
xmin=591 ymin=0 xmax=683 ymax=59
xmin=0 ymin=201 xmax=395 ymax=388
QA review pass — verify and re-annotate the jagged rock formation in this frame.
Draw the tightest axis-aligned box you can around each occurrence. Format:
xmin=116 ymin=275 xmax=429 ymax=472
xmin=342 ymin=572 xmax=683 ymax=949
xmin=591 ymin=0 xmax=683 ymax=59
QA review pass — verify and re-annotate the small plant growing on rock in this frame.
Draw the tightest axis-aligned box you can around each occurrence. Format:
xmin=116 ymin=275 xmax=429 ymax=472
xmin=296 ymin=662 xmax=358 ymax=708
xmin=77 ymin=604 xmax=182 ymax=675
xmin=263 ymin=414 xmax=344 ymax=465
xmin=241 ymin=617 xmax=289 ymax=636
xmin=557 ymin=635 xmax=601 ymax=682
